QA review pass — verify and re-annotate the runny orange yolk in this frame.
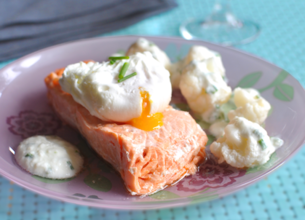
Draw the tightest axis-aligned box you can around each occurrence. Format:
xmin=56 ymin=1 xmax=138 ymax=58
xmin=128 ymin=91 xmax=163 ymax=131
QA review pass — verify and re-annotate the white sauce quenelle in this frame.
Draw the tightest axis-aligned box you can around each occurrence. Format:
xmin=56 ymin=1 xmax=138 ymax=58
xmin=15 ymin=136 xmax=83 ymax=179
xmin=126 ymin=38 xmax=171 ymax=70
xmin=228 ymin=87 xmax=271 ymax=124
xmin=210 ymin=117 xmax=283 ymax=168
xmin=59 ymin=52 xmax=172 ymax=122
xmin=179 ymin=60 xmax=231 ymax=123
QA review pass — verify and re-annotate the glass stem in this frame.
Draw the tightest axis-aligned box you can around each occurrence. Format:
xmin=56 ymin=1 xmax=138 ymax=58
xmin=204 ymin=0 xmax=241 ymax=27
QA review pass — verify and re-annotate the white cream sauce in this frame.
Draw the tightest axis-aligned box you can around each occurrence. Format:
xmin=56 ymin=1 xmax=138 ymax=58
xmin=15 ymin=136 xmax=83 ymax=179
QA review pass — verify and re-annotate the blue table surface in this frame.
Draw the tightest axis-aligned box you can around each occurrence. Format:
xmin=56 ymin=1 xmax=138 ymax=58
xmin=1 ymin=0 xmax=305 ymax=219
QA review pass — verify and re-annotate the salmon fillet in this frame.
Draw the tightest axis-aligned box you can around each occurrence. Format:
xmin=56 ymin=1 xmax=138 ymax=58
xmin=45 ymin=68 xmax=207 ymax=195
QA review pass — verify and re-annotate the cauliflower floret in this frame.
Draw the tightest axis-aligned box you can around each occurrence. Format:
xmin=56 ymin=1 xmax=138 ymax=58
xmin=228 ymin=88 xmax=271 ymax=124
xmin=210 ymin=117 xmax=283 ymax=168
xmin=179 ymin=61 xmax=231 ymax=123
xmin=208 ymin=94 xmax=237 ymax=138
xmin=185 ymin=46 xmax=225 ymax=77
xmin=126 ymin=38 xmax=171 ymax=70
xmin=209 ymin=120 xmax=227 ymax=138
xmin=170 ymin=59 xmax=185 ymax=88
xmin=169 ymin=46 xmax=225 ymax=88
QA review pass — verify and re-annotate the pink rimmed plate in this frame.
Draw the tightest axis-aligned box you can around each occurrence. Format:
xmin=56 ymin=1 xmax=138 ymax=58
xmin=0 ymin=36 xmax=304 ymax=210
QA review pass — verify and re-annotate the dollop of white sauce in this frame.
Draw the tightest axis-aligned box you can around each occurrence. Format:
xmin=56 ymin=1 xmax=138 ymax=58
xmin=15 ymin=136 xmax=83 ymax=179
xmin=126 ymin=38 xmax=171 ymax=70
xmin=59 ymin=52 xmax=172 ymax=122
xmin=179 ymin=61 xmax=231 ymax=123
xmin=210 ymin=117 xmax=283 ymax=168
xmin=228 ymin=87 xmax=271 ymax=124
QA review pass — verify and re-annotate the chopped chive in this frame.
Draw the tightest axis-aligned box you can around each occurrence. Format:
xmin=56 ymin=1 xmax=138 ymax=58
xmin=258 ymin=139 xmax=267 ymax=150
xmin=67 ymin=161 xmax=74 ymax=170
xmin=108 ymin=56 xmax=129 ymax=60
xmin=206 ymin=85 xmax=218 ymax=94
xmin=255 ymin=95 xmax=260 ymax=99
xmin=109 ymin=60 xmax=115 ymax=65
xmin=25 ymin=153 xmax=34 ymax=158
xmin=253 ymin=129 xmax=262 ymax=138
xmin=118 ymin=72 xmax=137 ymax=83
xmin=118 ymin=62 xmax=129 ymax=79
xmin=222 ymin=75 xmax=228 ymax=82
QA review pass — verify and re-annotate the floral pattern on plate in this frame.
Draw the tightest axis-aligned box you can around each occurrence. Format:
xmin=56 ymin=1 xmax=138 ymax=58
xmin=176 ymin=157 xmax=246 ymax=192
xmin=7 ymin=110 xmax=61 ymax=138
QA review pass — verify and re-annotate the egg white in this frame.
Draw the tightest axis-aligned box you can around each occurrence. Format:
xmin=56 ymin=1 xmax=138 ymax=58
xmin=59 ymin=52 xmax=172 ymax=122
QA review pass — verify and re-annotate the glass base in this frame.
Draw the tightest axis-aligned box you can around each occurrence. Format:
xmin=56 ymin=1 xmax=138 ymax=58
xmin=180 ymin=18 xmax=260 ymax=46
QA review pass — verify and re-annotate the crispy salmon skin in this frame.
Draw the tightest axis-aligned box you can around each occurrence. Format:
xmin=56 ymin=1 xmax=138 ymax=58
xmin=45 ymin=68 xmax=208 ymax=195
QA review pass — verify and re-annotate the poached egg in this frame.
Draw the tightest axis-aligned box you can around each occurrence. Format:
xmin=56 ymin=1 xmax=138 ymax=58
xmin=59 ymin=52 xmax=172 ymax=131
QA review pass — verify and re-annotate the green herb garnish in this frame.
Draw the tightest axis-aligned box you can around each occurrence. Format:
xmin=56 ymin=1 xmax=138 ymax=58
xmin=255 ymin=95 xmax=260 ymax=99
xmin=25 ymin=153 xmax=34 ymax=158
xmin=109 ymin=56 xmax=129 ymax=65
xmin=253 ymin=129 xmax=262 ymax=138
xmin=220 ymin=99 xmax=236 ymax=122
xmin=222 ymin=75 xmax=227 ymax=82
xmin=118 ymin=72 xmax=137 ymax=83
xmin=108 ymin=56 xmax=129 ymax=60
xmin=118 ymin=62 xmax=129 ymax=79
xmin=67 ymin=161 xmax=74 ymax=170
xmin=206 ymin=85 xmax=218 ymax=94
xmin=258 ymin=139 xmax=267 ymax=150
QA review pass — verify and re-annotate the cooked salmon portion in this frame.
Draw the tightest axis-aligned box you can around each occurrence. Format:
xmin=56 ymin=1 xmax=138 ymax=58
xmin=45 ymin=68 xmax=208 ymax=195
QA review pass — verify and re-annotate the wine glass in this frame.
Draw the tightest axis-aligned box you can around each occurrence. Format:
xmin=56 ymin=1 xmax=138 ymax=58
xmin=180 ymin=0 xmax=260 ymax=45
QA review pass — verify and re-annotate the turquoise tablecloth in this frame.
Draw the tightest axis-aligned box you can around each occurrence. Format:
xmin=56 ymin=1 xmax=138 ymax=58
xmin=1 ymin=0 xmax=305 ymax=219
